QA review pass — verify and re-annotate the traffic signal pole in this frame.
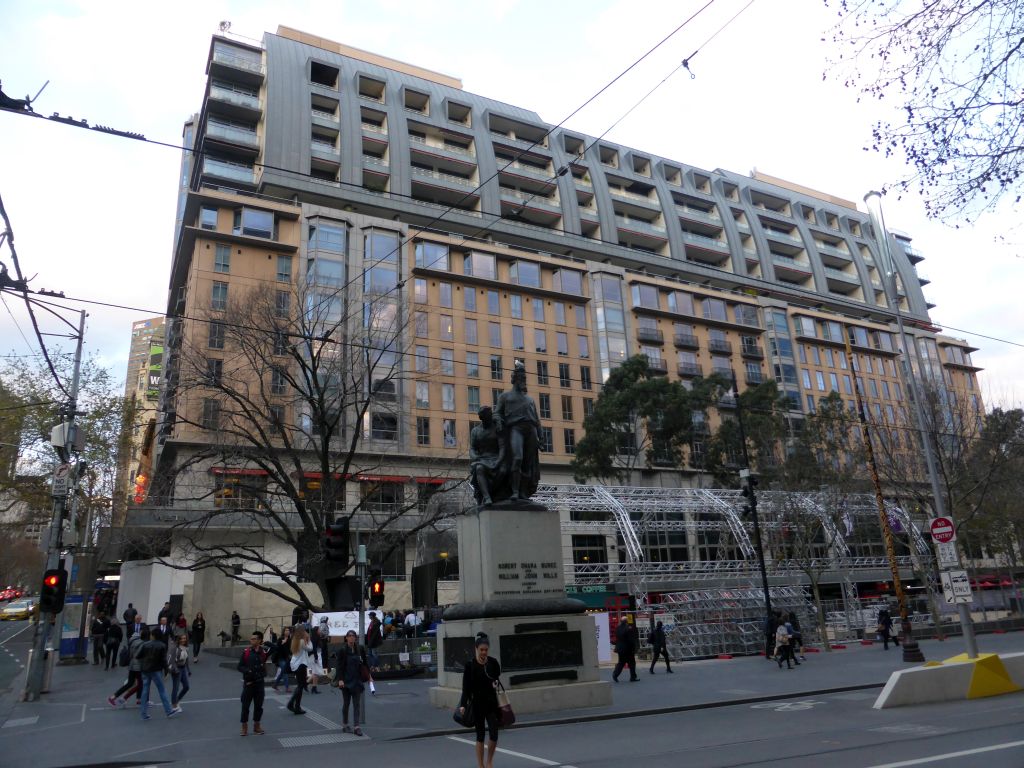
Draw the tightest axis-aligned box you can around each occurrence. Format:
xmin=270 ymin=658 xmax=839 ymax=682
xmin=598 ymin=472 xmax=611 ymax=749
xmin=24 ymin=310 xmax=86 ymax=701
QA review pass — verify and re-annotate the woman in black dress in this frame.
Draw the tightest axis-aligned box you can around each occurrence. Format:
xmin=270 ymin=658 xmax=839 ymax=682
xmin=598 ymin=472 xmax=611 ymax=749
xmin=191 ymin=612 xmax=206 ymax=662
xmin=458 ymin=633 xmax=502 ymax=768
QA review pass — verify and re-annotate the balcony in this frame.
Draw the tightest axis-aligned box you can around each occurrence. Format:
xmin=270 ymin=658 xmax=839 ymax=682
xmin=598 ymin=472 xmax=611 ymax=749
xmin=740 ymin=343 xmax=764 ymax=359
xmin=210 ymin=48 xmax=265 ymax=84
xmin=711 ymin=366 xmax=734 ymax=379
xmin=824 ymin=266 xmax=859 ymax=283
xmin=717 ymin=395 xmax=737 ymax=410
xmin=771 ymin=254 xmax=812 ymax=275
xmin=202 ymin=157 xmax=254 ymax=185
xmin=615 ymin=215 xmax=667 ymax=238
xmin=412 ymin=166 xmax=475 ymax=187
xmin=676 ymin=204 xmax=720 ymax=225
xmin=708 ymin=339 xmax=732 ymax=355
xmin=208 ymin=84 xmax=261 ymax=117
xmin=206 ymin=121 xmax=259 ymax=150
xmin=681 ymin=230 xmax=729 ymax=251
xmin=745 ymin=370 xmax=764 ymax=385
xmin=677 ymin=362 xmax=703 ymax=378
xmin=636 ymin=327 xmax=664 ymax=344
xmin=903 ymin=245 xmax=925 ymax=264
xmin=312 ymin=107 xmax=338 ymax=122
xmin=643 ymin=355 xmax=669 ymax=375
xmin=673 ymin=333 xmax=699 ymax=350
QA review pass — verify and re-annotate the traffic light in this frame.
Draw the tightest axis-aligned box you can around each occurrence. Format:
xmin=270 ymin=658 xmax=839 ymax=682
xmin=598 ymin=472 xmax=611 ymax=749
xmin=39 ymin=568 xmax=68 ymax=613
xmin=324 ymin=518 xmax=350 ymax=566
xmin=740 ymin=471 xmax=758 ymax=518
xmin=369 ymin=570 xmax=385 ymax=608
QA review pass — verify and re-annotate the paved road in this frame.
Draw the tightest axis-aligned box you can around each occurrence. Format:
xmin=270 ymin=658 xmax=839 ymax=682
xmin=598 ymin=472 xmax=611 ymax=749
xmin=0 ymin=620 xmax=32 ymax=693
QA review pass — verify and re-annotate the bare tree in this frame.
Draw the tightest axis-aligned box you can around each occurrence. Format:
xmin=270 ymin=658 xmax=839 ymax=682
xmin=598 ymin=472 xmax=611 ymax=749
xmin=827 ymin=0 xmax=1024 ymax=221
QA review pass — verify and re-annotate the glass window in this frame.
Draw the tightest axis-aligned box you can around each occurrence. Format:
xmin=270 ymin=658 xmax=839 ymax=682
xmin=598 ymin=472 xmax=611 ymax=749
xmin=415 ymin=345 xmax=428 ymax=372
xmin=802 ymin=369 xmax=812 ymax=389
xmin=465 ymin=319 xmax=478 ymax=345
xmin=416 ymin=381 xmax=430 ymax=408
xmin=798 ymin=345 xmax=807 ymax=364
xmin=561 ymin=395 xmax=574 ymax=421
xmin=510 ymin=294 xmax=522 ymax=319
xmin=554 ymin=269 xmax=583 ymax=295
xmin=580 ymin=366 xmax=592 ymax=390
xmin=208 ymin=321 xmax=225 ymax=349
xmin=539 ymin=426 xmax=553 ymax=453
xmin=816 ymin=371 xmax=826 ymax=391
xmin=487 ymin=290 xmax=500 ymax=315
xmin=214 ymin=244 xmax=230 ymax=273
xmin=488 ymin=322 xmax=501 ymax=347
xmin=415 ymin=311 xmax=428 ymax=337
xmin=308 ymin=257 xmax=341 ymax=287
xmin=443 ymin=419 xmax=457 ymax=448
xmin=275 ymin=290 xmax=290 ymax=318
xmin=574 ymin=305 xmax=587 ymax=329
xmin=205 ymin=358 xmax=223 ymax=386
xmin=793 ymin=316 xmax=816 ymax=337
xmin=200 ymin=207 xmax=218 ymax=230
xmin=559 ymin=363 xmax=571 ymax=387
xmin=212 ymin=281 xmax=228 ymax=310
xmin=466 ymin=351 xmax=479 ymax=378
xmin=233 ymin=208 xmax=274 ymax=238
xmin=439 ymin=282 xmax=452 ymax=308
xmin=416 ymin=416 xmax=431 ymax=446
xmin=465 ymin=252 xmax=496 ymax=279
xmin=370 ymin=413 xmax=398 ymax=440
xmin=812 ymin=347 xmax=821 ymax=365
xmin=308 ymin=221 xmax=347 ymax=253
xmin=365 ymin=230 xmax=399 ymax=263
xmin=702 ymin=297 xmax=727 ymax=321
xmin=490 ymin=355 xmax=503 ymax=380
xmin=632 ymin=284 xmax=659 ymax=309
xmin=492 ymin=388 xmax=501 ymax=407
xmin=468 ymin=386 xmax=480 ymax=413
xmin=537 ymin=361 xmax=549 ymax=385
xmin=564 ymin=429 xmax=576 ymax=454
xmin=415 ymin=241 xmax=449 ymax=270
xmin=881 ymin=380 xmax=891 ymax=399
xmin=510 ymin=260 xmax=540 ymax=288
xmin=829 ymin=372 xmax=839 ymax=391
xmin=440 ymin=349 xmax=454 ymax=375
xmin=464 ymin=287 xmax=477 ymax=312
xmin=869 ymin=378 xmax=879 ymax=397
xmin=596 ymin=306 xmax=625 ymax=333
xmin=534 ymin=328 xmax=547 ymax=353
xmin=414 ymin=278 xmax=427 ymax=303
xmin=583 ymin=398 xmax=595 ymax=418
xmin=276 ymin=257 xmax=292 ymax=284
xmin=668 ymin=291 xmax=694 ymax=315
xmin=539 ymin=393 xmax=551 ymax=419
xmin=272 ymin=328 xmax=288 ymax=356
xmin=806 ymin=394 xmax=816 ymax=413
xmin=201 ymin=399 xmax=220 ymax=430
xmin=843 ymin=374 xmax=852 ymax=394
xmin=442 ymin=383 xmax=455 ymax=411
xmin=364 ymin=264 xmax=398 ymax=294
xmin=848 ymin=326 xmax=869 ymax=347
xmin=578 ymin=335 xmax=590 ymax=359
xmin=824 ymin=348 xmax=835 ymax=367
xmin=532 ymin=299 xmax=545 ymax=323
xmin=556 ymin=332 xmax=569 ymax=356
xmin=440 ymin=315 xmax=453 ymax=341
xmin=734 ymin=304 xmax=759 ymax=326
xmin=512 ymin=326 xmax=525 ymax=351
xmin=554 ymin=302 xmax=566 ymax=325
xmin=598 ymin=276 xmax=622 ymax=303
xmin=864 ymin=355 xmax=873 ymax=373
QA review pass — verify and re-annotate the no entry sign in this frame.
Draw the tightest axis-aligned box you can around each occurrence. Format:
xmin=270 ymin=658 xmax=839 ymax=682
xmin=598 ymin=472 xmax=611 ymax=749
xmin=930 ymin=517 xmax=956 ymax=544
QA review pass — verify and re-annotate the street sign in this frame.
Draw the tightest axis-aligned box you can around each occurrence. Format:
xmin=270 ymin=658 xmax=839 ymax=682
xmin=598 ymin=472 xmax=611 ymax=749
xmin=934 ymin=540 xmax=959 ymax=568
xmin=929 ymin=517 xmax=956 ymax=544
xmin=940 ymin=569 xmax=972 ymax=604
xmin=51 ymin=463 xmax=71 ymax=498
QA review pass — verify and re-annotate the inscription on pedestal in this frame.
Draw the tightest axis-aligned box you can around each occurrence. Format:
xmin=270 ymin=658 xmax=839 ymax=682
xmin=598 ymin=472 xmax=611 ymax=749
xmin=443 ymin=636 xmax=477 ymax=672
xmin=493 ymin=559 xmax=563 ymax=597
xmin=500 ymin=631 xmax=584 ymax=671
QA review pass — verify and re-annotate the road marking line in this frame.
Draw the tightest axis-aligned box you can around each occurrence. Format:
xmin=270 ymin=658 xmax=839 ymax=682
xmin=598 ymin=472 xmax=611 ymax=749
xmin=0 ymin=623 xmax=33 ymax=646
xmin=865 ymin=739 xmax=1024 ymax=768
xmin=447 ymin=736 xmax=575 ymax=767
xmin=1 ymin=716 xmax=39 ymax=728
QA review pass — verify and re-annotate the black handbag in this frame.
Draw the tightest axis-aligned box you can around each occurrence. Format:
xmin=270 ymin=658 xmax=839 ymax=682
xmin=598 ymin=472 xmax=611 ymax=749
xmin=453 ymin=696 xmax=475 ymax=728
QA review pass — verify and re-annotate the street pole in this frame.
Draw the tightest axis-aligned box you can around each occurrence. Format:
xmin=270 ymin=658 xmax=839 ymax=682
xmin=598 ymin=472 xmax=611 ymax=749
xmin=864 ymin=191 xmax=979 ymax=659
xmin=731 ymin=373 xmax=773 ymax=628
xmin=24 ymin=309 xmax=86 ymax=701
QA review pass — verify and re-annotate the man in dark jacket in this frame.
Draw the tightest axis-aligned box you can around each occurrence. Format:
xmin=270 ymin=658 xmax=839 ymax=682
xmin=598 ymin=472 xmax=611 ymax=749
xmin=104 ymin=621 xmax=123 ymax=671
xmin=238 ymin=631 xmax=267 ymax=736
xmin=127 ymin=613 xmax=145 ymax=641
xmin=366 ymin=612 xmax=383 ymax=670
xmin=612 ymin=615 xmax=639 ymax=682
xmin=649 ymin=620 xmax=673 ymax=674
xmin=136 ymin=626 xmax=178 ymax=720
xmin=157 ymin=602 xmax=172 ymax=623
xmin=231 ymin=611 xmax=241 ymax=643
xmin=154 ymin=616 xmax=173 ymax=648
xmin=90 ymin=612 xmax=110 ymax=665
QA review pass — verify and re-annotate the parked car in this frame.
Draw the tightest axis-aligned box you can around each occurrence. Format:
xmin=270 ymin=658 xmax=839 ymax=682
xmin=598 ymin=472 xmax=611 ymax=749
xmin=1 ymin=599 xmax=37 ymax=621
xmin=0 ymin=587 xmax=23 ymax=602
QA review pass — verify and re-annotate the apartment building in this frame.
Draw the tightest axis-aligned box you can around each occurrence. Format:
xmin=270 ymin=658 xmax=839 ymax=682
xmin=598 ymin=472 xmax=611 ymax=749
xmin=139 ymin=27 xmax=982 ymax=595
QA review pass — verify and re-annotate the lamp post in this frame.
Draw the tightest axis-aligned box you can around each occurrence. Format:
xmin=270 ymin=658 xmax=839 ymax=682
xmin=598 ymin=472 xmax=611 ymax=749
xmin=863 ymin=191 xmax=978 ymax=659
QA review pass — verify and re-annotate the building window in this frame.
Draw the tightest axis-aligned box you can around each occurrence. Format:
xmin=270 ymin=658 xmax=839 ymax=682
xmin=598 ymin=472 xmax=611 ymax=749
xmin=829 ymin=372 xmax=839 ymax=392
xmin=510 ymin=294 xmax=523 ymax=319
xmin=415 ymin=345 xmax=428 ymax=373
xmin=801 ymin=369 xmax=812 ymax=389
xmin=273 ymin=329 xmax=288 ymax=356
xmin=539 ymin=393 xmax=551 ymax=419
xmin=415 ymin=311 xmax=428 ymax=337
xmin=532 ymin=299 xmax=545 ymax=323
xmin=466 ymin=351 xmax=479 ymax=378
xmin=440 ymin=348 xmax=454 ymax=375
xmin=703 ymin=297 xmax=727 ymax=322
xmin=201 ymin=399 xmax=220 ymax=430
xmin=510 ymin=260 xmax=541 ymax=288
xmin=580 ymin=366 xmax=592 ymax=390
xmin=233 ymin=208 xmax=274 ymax=239
xmin=583 ymin=398 xmax=595 ymax=418
xmin=539 ymin=426 xmax=553 ymax=453
xmin=537 ymin=361 xmax=549 ymax=385
xmin=468 ymin=385 xmax=480 ymax=413
xmin=488 ymin=322 xmax=502 ymax=348
xmin=440 ymin=315 xmax=454 ymax=341
xmin=269 ymin=404 xmax=285 ymax=434
xmin=492 ymin=388 xmax=501 ymax=407
xmin=442 ymin=383 xmax=455 ymax=411
xmin=416 ymin=381 xmax=430 ymax=408
xmin=415 ymin=241 xmax=449 ymax=270
xmin=534 ymin=329 xmax=547 ymax=353
xmin=205 ymin=358 xmax=223 ymax=386
xmin=416 ymin=416 xmax=431 ymax=445
xmin=667 ymin=291 xmax=694 ymax=315
xmin=734 ymin=304 xmax=759 ymax=327
xmin=414 ymin=278 xmax=427 ymax=303
xmin=577 ymin=335 xmax=590 ymax=359
xmin=869 ymin=378 xmax=879 ymax=397
xmin=554 ymin=269 xmax=583 ymax=295
xmin=575 ymin=306 xmax=587 ymax=329
xmin=271 ymin=367 xmax=288 ymax=395
xmin=487 ymin=290 xmax=500 ymax=315
xmin=461 ymin=318 xmax=477 ymax=345
xmin=553 ymin=302 xmax=566 ymax=325
xmin=559 ymin=363 xmax=571 ymax=387
xmin=490 ymin=355 xmax=503 ymax=380
xmin=464 ymin=288 xmax=477 ymax=312
xmin=443 ymin=418 xmax=457 ymax=448
xmin=212 ymin=281 xmax=228 ymax=310
xmin=556 ymin=332 xmax=569 ymax=356
xmin=370 ymin=413 xmax=398 ymax=440
xmin=806 ymin=394 xmax=816 ymax=413
xmin=465 ymin=252 xmax=496 ymax=280
xmin=439 ymin=282 xmax=453 ymax=308
xmin=277 ymin=255 xmax=292 ymax=282
xmin=275 ymin=290 xmax=290 ymax=318
xmin=512 ymin=325 xmax=525 ymax=351
xmin=208 ymin=321 xmax=225 ymax=349
xmin=632 ymin=284 xmax=659 ymax=309
xmin=564 ymin=429 xmax=576 ymax=454
xmin=816 ymin=371 xmax=826 ymax=392
xmin=843 ymin=374 xmax=852 ymax=394
xmin=561 ymin=395 xmax=574 ymax=421
xmin=214 ymin=244 xmax=230 ymax=273
xmin=200 ymin=207 xmax=218 ymax=230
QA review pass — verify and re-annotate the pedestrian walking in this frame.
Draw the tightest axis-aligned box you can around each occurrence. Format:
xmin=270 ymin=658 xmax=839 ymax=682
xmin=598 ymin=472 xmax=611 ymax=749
xmin=787 ymin=612 xmax=806 ymax=660
xmin=127 ymin=613 xmax=144 ymax=641
xmin=108 ymin=628 xmax=145 ymax=707
xmin=122 ymin=603 xmax=137 ymax=628
xmin=765 ymin=610 xmax=781 ymax=660
xmin=173 ymin=613 xmax=188 ymax=640
xmin=168 ymin=634 xmax=191 ymax=708
xmin=612 ymin=615 xmax=639 ymax=682
xmin=154 ymin=616 xmax=172 ymax=648
xmin=286 ymin=625 xmax=313 ymax=715
xmin=271 ymin=626 xmax=292 ymax=692
xmin=191 ymin=612 xmax=206 ymax=662
xmin=136 ymin=626 xmax=180 ymax=719
xmin=104 ymin=621 xmax=123 ymax=671
xmin=231 ymin=611 xmax=241 ymax=643
xmin=90 ymin=611 xmax=110 ymax=665
xmin=157 ymin=602 xmax=172 ymax=623
xmin=877 ymin=608 xmax=899 ymax=650
xmin=458 ymin=633 xmax=502 ymax=768
xmin=648 ymin=620 xmax=673 ymax=674
xmin=775 ymin=621 xmax=797 ymax=669
xmin=404 ymin=609 xmax=421 ymax=638
xmin=335 ymin=629 xmax=369 ymax=736
xmin=238 ymin=630 xmax=267 ymax=736
xmin=366 ymin=612 xmax=383 ymax=670
xmin=308 ymin=627 xmax=324 ymax=694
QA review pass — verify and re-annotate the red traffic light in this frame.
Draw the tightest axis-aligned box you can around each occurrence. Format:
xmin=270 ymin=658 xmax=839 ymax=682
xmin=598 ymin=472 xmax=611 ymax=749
xmin=44 ymin=574 xmax=60 ymax=587
xmin=372 ymin=581 xmax=382 ymax=594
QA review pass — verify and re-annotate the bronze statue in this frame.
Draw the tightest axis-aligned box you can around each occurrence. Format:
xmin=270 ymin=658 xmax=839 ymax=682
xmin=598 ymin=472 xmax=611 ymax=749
xmin=469 ymin=406 xmax=504 ymax=506
xmin=494 ymin=361 xmax=541 ymax=502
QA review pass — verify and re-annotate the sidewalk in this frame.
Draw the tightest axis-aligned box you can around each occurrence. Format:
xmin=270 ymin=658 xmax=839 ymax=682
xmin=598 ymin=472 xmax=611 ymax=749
xmin=1 ymin=631 xmax=1021 ymax=767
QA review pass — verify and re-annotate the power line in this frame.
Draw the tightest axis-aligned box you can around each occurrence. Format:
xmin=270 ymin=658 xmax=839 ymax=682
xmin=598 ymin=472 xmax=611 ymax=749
xmin=0 ymin=400 xmax=57 ymax=412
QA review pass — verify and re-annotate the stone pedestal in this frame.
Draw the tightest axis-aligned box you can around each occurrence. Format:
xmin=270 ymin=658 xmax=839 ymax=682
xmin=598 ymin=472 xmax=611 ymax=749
xmin=429 ymin=503 xmax=612 ymax=714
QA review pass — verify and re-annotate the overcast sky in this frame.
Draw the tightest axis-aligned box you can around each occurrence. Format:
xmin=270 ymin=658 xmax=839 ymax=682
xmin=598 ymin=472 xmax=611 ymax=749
xmin=1 ymin=0 xmax=1020 ymax=406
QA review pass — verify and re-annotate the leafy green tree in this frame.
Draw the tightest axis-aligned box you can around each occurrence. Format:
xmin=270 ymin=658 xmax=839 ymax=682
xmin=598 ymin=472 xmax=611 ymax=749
xmin=703 ymin=380 xmax=790 ymax=486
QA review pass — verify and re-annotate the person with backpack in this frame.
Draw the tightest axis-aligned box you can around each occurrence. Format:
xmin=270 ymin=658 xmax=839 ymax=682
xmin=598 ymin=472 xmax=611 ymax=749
xmin=168 ymin=633 xmax=191 ymax=709
xmin=104 ymin=621 xmax=123 ymax=671
xmin=271 ymin=626 xmax=292 ymax=692
xmin=238 ymin=630 xmax=267 ymax=736
xmin=648 ymin=620 xmax=673 ymax=674
xmin=335 ymin=629 xmax=370 ymax=736
xmin=136 ymin=626 xmax=180 ymax=719
xmin=108 ymin=626 xmax=145 ymax=708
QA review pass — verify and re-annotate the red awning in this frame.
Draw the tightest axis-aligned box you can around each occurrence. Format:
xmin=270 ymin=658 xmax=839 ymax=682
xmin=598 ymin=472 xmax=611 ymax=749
xmin=414 ymin=476 xmax=452 ymax=485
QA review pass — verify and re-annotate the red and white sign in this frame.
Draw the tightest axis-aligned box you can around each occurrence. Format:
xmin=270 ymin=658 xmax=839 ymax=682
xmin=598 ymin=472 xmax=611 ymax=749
xmin=930 ymin=517 xmax=956 ymax=544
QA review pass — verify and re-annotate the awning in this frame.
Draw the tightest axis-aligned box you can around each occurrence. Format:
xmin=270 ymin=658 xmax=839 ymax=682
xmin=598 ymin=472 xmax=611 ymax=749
xmin=210 ymin=467 xmax=269 ymax=476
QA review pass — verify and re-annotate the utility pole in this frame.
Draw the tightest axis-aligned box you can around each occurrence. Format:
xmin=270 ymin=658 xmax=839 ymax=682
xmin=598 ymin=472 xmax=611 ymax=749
xmin=731 ymin=373 xmax=773 ymax=629
xmin=24 ymin=309 xmax=86 ymax=701
xmin=864 ymin=191 xmax=978 ymax=659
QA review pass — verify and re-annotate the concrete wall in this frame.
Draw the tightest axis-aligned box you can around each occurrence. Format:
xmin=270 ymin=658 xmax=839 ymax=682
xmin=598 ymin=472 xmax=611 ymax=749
xmin=115 ymin=559 xmax=193 ymax=624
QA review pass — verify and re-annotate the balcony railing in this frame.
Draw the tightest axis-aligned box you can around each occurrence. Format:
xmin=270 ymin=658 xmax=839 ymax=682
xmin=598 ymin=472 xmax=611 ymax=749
xmin=681 ymin=230 xmax=729 ymax=250
xmin=361 ymin=122 xmax=386 ymax=134
xmin=211 ymin=49 xmax=264 ymax=75
xmin=676 ymin=204 xmax=720 ymax=223
xmin=745 ymin=370 xmax=764 ymax=385
xmin=609 ymin=187 xmax=656 ymax=204
xmin=412 ymin=167 xmax=475 ymax=186
xmin=209 ymin=84 xmax=260 ymax=111
xmin=616 ymin=215 xmax=666 ymax=236
xmin=311 ymin=139 xmax=338 ymax=153
xmin=312 ymin=108 xmax=338 ymax=121
xmin=202 ymin=158 xmax=254 ymax=184
xmin=677 ymin=362 xmax=702 ymax=378
xmin=708 ymin=339 xmax=732 ymax=355
xmin=717 ymin=395 xmax=737 ymax=409
xmin=771 ymin=254 xmax=811 ymax=272
xmin=673 ymin=333 xmax=699 ymax=349
xmin=824 ymin=266 xmax=859 ymax=282
xmin=643 ymin=355 xmax=668 ymax=374
xmin=711 ymin=366 xmax=734 ymax=378
xmin=740 ymin=344 xmax=764 ymax=359
xmin=636 ymin=327 xmax=664 ymax=344
xmin=207 ymin=122 xmax=259 ymax=148
xmin=763 ymin=227 xmax=802 ymax=243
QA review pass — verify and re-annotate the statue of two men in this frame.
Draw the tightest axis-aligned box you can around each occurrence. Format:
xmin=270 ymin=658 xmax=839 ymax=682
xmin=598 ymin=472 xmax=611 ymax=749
xmin=469 ymin=361 xmax=541 ymax=505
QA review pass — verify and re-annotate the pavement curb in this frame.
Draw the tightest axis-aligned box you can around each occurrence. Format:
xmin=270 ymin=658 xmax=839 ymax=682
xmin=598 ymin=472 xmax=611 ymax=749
xmin=391 ymin=681 xmax=887 ymax=741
